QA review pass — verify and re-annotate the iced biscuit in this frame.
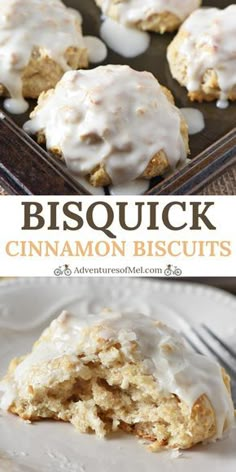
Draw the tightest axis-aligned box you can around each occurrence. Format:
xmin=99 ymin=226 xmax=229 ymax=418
xmin=0 ymin=311 xmax=234 ymax=450
xmin=167 ymin=5 xmax=236 ymax=108
xmin=24 ymin=65 xmax=189 ymax=187
xmin=95 ymin=0 xmax=201 ymax=33
xmin=0 ymin=0 xmax=88 ymax=113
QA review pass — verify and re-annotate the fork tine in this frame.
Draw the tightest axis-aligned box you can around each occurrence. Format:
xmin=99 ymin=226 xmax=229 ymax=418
xmin=182 ymin=333 xmax=202 ymax=354
xmin=202 ymin=324 xmax=236 ymax=360
xmin=182 ymin=330 xmax=236 ymax=405
xmin=192 ymin=327 xmax=236 ymax=379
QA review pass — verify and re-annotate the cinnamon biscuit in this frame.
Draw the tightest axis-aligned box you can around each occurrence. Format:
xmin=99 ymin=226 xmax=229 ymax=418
xmin=0 ymin=311 xmax=234 ymax=450
xmin=24 ymin=65 xmax=189 ymax=187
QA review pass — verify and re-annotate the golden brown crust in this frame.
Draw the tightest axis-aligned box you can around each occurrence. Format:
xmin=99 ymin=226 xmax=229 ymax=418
xmin=130 ymin=11 xmax=182 ymax=34
xmin=0 ymin=46 xmax=88 ymax=100
xmin=167 ymin=29 xmax=236 ymax=103
xmin=95 ymin=0 xmax=202 ymax=33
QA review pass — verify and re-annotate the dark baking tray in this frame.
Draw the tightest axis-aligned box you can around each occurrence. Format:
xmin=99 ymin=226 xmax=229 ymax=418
xmin=0 ymin=0 xmax=235 ymax=195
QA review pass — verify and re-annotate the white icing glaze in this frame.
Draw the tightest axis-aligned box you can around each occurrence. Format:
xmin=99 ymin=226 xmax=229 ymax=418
xmin=100 ymin=17 xmax=150 ymax=58
xmin=0 ymin=0 xmax=86 ymax=114
xmin=74 ymin=177 xmax=149 ymax=195
xmin=84 ymin=36 xmax=107 ymax=63
xmin=67 ymin=7 xmax=83 ymax=24
xmin=177 ymin=6 xmax=236 ymax=107
xmin=180 ymin=108 xmax=205 ymax=135
xmin=216 ymin=98 xmax=229 ymax=110
xmin=4 ymin=98 xmax=29 ymax=115
xmin=98 ymin=0 xmax=200 ymax=25
xmin=23 ymin=65 xmax=187 ymax=185
xmin=0 ymin=310 xmax=234 ymax=440
xmin=109 ymin=179 xmax=150 ymax=195
xmin=74 ymin=175 xmax=149 ymax=196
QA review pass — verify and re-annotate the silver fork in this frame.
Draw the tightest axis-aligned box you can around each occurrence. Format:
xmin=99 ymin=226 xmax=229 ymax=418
xmin=182 ymin=324 xmax=236 ymax=406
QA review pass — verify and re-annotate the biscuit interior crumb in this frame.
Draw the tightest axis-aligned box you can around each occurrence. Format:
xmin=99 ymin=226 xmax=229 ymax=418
xmin=7 ymin=339 xmax=219 ymax=450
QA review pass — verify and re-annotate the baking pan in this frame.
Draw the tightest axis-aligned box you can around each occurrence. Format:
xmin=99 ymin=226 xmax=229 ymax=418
xmin=0 ymin=0 xmax=235 ymax=195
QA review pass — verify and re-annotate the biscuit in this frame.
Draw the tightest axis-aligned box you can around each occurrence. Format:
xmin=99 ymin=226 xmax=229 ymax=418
xmin=0 ymin=0 xmax=88 ymax=106
xmin=95 ymin=0 xmax=201 ymax=33
xmin=167 ymin=6 xmax=236 ymax=106
xmin=24 ymin=65 xmax=189 ymax=187
xmin=0 ymin=311 xmax=234 ymax=450
xmin=0 ymin=48 xmax=88 ymax=101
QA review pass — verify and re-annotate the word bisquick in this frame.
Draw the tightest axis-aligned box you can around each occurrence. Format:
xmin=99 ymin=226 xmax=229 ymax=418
xmin=21 ymin=201 xmax=216 ymax=239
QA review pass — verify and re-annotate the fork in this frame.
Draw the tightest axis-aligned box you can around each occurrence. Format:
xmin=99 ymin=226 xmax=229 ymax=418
xmin=182 ymin=323 xmax=236 ymax=406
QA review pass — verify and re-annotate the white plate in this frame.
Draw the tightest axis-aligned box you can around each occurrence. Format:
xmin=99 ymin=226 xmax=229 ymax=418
xmin=0 ymin=278 xmax=235 ymax=472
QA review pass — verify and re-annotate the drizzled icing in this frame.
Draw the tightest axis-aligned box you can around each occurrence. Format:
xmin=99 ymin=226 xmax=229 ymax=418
xmin=0 ymin=0 xmax=86 ymax=113
xmin=100 ymin=17 xmax=150 ymax=58
xmin=23 ymin=65 xmax=187 ymax=185
xmin=180 ymin=108 xmax=205 ymax=135
xmin=109 ymin=179 xmax=150 ymax=195
xmin=83 ymin=36 xmax=107 ymax=64
xmin=0 ymin=310 xmax=234 ymax=439
xmin=97 ymin=0 xmax=200 ymax=24
xmin=176 ymin=6 xmax=236 ymax=108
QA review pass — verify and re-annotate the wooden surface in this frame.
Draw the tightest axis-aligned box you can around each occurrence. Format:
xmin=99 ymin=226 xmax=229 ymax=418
xmin=199 ymin=165 xmax=236 ymax=195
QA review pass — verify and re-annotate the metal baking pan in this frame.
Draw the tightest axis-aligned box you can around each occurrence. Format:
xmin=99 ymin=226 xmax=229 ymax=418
xmin=0 ymin=0 xmax=235 ymax=195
